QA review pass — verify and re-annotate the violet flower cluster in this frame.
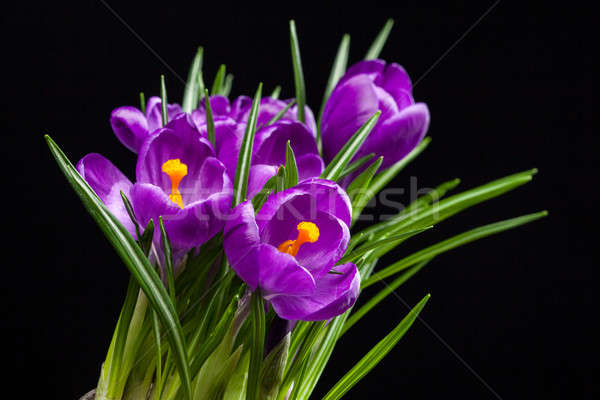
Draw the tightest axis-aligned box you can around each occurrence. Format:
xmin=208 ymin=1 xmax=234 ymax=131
xmin=78 ymin=59 xmax=429 ymax=321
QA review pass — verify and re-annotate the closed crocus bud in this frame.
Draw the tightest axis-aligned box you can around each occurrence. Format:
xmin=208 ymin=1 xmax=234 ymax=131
xmin=321 ymin=59 xmax=430 ymax=172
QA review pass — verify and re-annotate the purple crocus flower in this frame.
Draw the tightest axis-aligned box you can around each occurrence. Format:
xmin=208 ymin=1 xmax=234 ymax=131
xmin=110 ymin=96 xmax=183 ymax=153
xmin=223 ymin=179 xmax=360 ymax=321
xmin=321 ymin=59 xmax=430 ymax=172
xmin=78 ymin=113 xmax=232 ymax=260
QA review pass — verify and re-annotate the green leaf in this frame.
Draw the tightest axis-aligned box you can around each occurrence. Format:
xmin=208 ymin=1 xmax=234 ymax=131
xmin=204 ymin=88 xmax=216 ymax=148
xmin=182 ymin=47 xmax=204 ymax=113
xmin=284 ymin=141 xmax=298 ymax=189
xmin=151 ymin=309 xmax=163 ymax=394
xmin=289 ymin=20 xmax=306 ymax=123
xmin=338 ymin=226 xmax=432 ymax=264
xmin=338 ymin=153 xmax=375 ymax=181
xmin=139 ymin=92 xmax=146 ymax=113
xmin=321 ymin=294 xmax=430 ymax=400
xmin=223 ymin=73 xmax=234 ymax=97
xmin=363 ymin=211 xmax=548 ymax=288
xmin=352 ymin=136 xmax=431 ymax=218
xmin=365 ymin=19 xmax=394 ymax=60
xmin=270 ymin=85 xmax=281 ymax=99
xmin=139 ymin=218 xmax=154 ymax=256
xmin=160 ymin=74 xmax=168 ymax=127
xmin=211 ymin=64 xmax=227 ymax=95
xmin=265 ymin=99 xmax=296 ymax=127
xmin=233 ymin=83 xmax=263 ymax=206
xmin=317 ymin=33 xmax=350 ymax=154
xmin=45 ymin=135 xmax=193 ymax=400
xmin=247 ymin=291 xmax=266 ymax=400
xmin=223 ymin=351 xmax=250 ymax=400
xmin=342 ymin=259 xmax=433 ymax=335
xmin=347 ymin=156 xmax=383 ymax=225
xmin=259 ymin=333 xmax=290 ymax=400
xmin=351 ymin=168 xmax=537 ymax=250
xmin=120 ymin=191 xmax=141 ymax=240
xmin=159 ymin=216 xmax=176 ymax=304
xmin=320 ymin=111 xmax=380 ymax=181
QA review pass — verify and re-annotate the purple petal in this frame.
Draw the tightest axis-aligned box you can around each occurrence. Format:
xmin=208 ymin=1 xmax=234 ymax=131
xmin=110 ymin=106 xmax=149 ymax=153
xmin=77 ymin=153 xmax=136 ymax=236
xmin=145 ymin=96 xmax=183 ymax=132
xmin=297 ymin=154 xmax=324 ymax=181
xmin=382 ymin=62 xmax=413 ymax=98
xmin=254 ymin=120 xmax=319 ymax=166
xmin=247 ymin=164 xmax=279 ymax=199
xmin=337 ymin=59 xmax=385 ymax=87
xmin=223 ymin=201 xmax=261 ymax=289
xmin=321 ymin=75 xmax=380 ymax=163
xmin=270 ymin=262 xmax=360 ymax=321
xmin=359 ymin=103 xmax=430 ymax=170
xmin=257 ymin=244 xmax=316 ymax=296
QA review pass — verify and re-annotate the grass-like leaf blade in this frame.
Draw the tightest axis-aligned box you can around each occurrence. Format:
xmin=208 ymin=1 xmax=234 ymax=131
xmin=233 ymin=83 xmax=262 ymax=206
xmin=289 ymin=20 xmax=306 ymax=123
xmin=159 ymin=216 xmax=176 ymax=304
xmin=265 ymin=99 xmax=296 ymax=127
xmin=45 ymin=135 xmax=193 ymax=400
xmin=247 ymin=292 xmax=266 ymax=400
xmin=321 ymin=294 xmax=430 ymax=400
xmin=284 ymin=140 xmax=298 ymax=189
xmin=204 ymin=88 xmax=216 ymax=148
xmin=338 ymin=153 xmax=375 ymax=181
xmin=363 ymin=211 xmax=548 ymax=288
xmin=160 ymin=75 xmax=168 ymax=127
xmin=182 ymin=47 xmax=204 ymax=113
xmin=342 ymin=259 xmax=433 ymax=335
xmin=320 ymin=111 xmax=380 ymax=181
xmin=211 ymin=64 xmax=226 ymax=95
xmin=317 ymin=33 xmax=350 ymax=154
xmin=347 ymin=156 xmax=383 ymax=225
xmin=365 ymin=19 xmax=394 ymax=60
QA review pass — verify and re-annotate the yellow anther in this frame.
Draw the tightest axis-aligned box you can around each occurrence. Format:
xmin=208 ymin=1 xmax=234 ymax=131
xmin=277 ymin=221 xmax=320 ymax=257
xmin=162 ymin=159 xmax=188 ymax=209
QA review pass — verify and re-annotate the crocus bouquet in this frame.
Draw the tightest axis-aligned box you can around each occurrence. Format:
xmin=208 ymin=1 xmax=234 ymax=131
xmin=46 ymin=20 xmax=545 ymax=400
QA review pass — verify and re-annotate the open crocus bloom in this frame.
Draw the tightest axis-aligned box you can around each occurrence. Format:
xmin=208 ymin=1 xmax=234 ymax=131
xmin=212 ymin=119 xmax=324 ymax=199
xmin=78 ymin=113 xmax=232 ymax=260
xmin=110 ymin=96 xmax=183 ymax=153
xmin=223 ymin=179 xmax=360 ymax=321
xmin=321 ymin=59 xmax=430 ymax=175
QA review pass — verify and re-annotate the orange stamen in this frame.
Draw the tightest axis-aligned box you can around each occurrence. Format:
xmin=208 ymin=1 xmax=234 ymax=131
xmin=161 ymin=159 xmax=188 ymax=208
xmin=277 ymin=221 xmax=320 ymax=257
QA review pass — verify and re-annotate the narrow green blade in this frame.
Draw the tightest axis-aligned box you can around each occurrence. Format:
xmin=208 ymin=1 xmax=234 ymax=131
xmin=204 ymin=88 xmax=216 ymax=148
xmin=342 ymin=259 xmax=433 ymax=335
xmin=45 ymin=135 xmax=193 ymax=400
xmin=223 ymin=73 xmax=234 ymax=97
xmin=211 ymin=64 xmax=226 ymax=95
xmin=247 ymin=292 xmax=266 ymax=400
xmin=338 ymin=153 xmax=375 ymax=181
xmin=347 ymin=156 xmax=383 ymax=225
xmin=353 ymin=137 xmax=431 ymax=217
xmin=159 ymin=216 xmax=176 ymax=304
xmin=251 ymin=166 xmax=285 ymax=213
xmin=365 ymin=19 xmax=394 ymax=60
xmin=160 ymin=75 xmax=168 ymax=126
xmin=321 ymin=294 xmax=430 ymax=400
xmin=233 ymin=83 xmax=262 ymax=206
xmin=284 ymin=140 xmax=299 ymax=189
xmin=363 ymin=211 xmax=548 ymax=288
xmin=317 ymin=33 xmax=350 ymax=154
xmin=338 ymin=226 xmax=432 ymax=264
xmin=270 ymin=85 xmax=281 ymax=99
xmin=289 ymin=20 xmax=306 ymax=123
xmin=320 ymin=111 xmax=380 ymax=181
xmin=265 ymin=99 xmax=296 ymax=127
xmin=182 ymin=47 xmax=204 ymax=113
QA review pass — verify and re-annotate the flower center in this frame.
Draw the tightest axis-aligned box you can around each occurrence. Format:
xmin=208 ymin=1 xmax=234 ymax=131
xmin=162 ymin=159 xmax=188 ymax=209
xmin=277 ymin=221 xmax=320 ymax=257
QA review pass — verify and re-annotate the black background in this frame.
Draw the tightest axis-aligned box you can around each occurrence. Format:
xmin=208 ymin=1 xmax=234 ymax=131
xmin=2 ymin=2 xmax=590 ymax=399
